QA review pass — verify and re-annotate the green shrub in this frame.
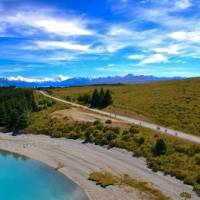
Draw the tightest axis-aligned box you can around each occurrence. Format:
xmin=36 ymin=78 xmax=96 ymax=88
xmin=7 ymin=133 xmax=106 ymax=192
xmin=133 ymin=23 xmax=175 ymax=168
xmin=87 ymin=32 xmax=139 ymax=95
xmin=88 ymin=172 xmax=117 ymax=188
xmin=154 ymin=139 xmax=167 ymax=156
xmin=68 ymin=131 xmax=81 ymax=139
xmin=138 ymin=137 xmax=145 ymax=145
xmin=180 ymin=192 xmax=192 ymax=200
xmin=105 ymin=130 xmax=117 ymax=141
xmin=194 ymin=154 xmax=200 ymax=165
xmin=105 ymin=119 xmax=112 ymax=124
xmin=129 ymin=126 xmax=140 ymax=134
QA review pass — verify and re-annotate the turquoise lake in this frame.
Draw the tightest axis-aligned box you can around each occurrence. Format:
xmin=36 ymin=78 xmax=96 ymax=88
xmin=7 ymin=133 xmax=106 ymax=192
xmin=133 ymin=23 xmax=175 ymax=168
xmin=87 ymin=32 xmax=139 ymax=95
xmin=0 ymin=150 xmax=88 ymax=200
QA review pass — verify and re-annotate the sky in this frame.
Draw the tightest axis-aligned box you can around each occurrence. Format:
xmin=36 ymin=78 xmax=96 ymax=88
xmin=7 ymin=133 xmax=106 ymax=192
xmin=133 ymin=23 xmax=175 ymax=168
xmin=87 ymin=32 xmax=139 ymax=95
xmin=0 ymin=0 xmax=200 ymax=81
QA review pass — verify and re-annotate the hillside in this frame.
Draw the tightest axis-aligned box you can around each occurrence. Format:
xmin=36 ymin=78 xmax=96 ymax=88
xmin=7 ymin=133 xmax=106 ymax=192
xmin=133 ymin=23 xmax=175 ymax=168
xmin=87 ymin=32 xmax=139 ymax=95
xmin=45 ymin=78 xmax=200 ymax=136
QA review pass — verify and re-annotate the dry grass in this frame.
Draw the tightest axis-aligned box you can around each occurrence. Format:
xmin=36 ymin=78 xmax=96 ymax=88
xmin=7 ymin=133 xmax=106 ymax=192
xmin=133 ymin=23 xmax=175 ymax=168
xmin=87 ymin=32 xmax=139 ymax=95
xmin=89 ymin=171 xmax=170 ymax=200
xmin=46 ymin=78 xmax=200 ymax=136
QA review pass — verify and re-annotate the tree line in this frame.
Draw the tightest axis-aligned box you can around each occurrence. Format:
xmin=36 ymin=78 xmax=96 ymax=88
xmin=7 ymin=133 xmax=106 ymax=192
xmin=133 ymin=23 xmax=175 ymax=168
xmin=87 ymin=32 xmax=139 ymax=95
xmin=0 ymin=87 xmax=37 ymax=133
xmin=77 ymin=88 xmax=113 ymax=108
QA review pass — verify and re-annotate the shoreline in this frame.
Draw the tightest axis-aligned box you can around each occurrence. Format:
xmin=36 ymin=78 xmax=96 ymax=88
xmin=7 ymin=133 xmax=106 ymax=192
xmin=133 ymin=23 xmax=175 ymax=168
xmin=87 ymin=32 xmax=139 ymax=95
xmin=0 ymin=132 xmax=199 ymax=200
xmin=0 ymin=133 xmax=92 ymax=200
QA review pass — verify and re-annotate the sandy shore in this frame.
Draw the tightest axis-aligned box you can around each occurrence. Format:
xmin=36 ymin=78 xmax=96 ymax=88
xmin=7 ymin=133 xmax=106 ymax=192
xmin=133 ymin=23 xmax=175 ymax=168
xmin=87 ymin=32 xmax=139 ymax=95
xmin=0 ymin=133 xmax=199 ymax=200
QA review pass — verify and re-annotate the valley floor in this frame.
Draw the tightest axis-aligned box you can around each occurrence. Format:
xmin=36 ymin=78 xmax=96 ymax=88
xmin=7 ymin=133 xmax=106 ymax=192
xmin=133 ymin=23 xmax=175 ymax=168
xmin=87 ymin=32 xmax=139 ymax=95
xmin=0 ymin=133 xmax=199 ymax=200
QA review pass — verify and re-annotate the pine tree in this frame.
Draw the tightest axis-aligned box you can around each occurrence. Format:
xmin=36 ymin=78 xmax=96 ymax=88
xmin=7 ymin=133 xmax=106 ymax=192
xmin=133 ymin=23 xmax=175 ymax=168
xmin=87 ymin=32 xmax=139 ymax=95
xmin=91 ymin=89 xmax=99 ymax=108
xmin=103 ymin=89 xmax=113 ymax=107
xmin=99 ymin=88 xmax=105 ymax=107
xmin=154 ymin=139 xmax=167 ymax=156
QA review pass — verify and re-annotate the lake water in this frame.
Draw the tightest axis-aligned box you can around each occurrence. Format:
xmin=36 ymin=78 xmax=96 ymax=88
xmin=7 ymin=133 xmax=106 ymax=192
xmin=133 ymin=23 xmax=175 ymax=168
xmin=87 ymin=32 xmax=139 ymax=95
xmin=0 ymin=150 xmax=89 ymax=200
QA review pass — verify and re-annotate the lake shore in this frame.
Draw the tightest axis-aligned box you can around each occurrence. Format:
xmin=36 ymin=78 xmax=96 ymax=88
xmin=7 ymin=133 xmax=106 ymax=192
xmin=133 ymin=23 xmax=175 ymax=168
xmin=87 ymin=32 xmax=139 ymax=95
xmin=0 ymin=132 xmax=199 ymax=200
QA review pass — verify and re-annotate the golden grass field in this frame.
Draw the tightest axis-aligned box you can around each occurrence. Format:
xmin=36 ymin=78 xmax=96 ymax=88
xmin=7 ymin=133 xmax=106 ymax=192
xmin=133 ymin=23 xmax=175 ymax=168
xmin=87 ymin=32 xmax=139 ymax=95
xmin=46 ymin=77 xmax=200 ymax=136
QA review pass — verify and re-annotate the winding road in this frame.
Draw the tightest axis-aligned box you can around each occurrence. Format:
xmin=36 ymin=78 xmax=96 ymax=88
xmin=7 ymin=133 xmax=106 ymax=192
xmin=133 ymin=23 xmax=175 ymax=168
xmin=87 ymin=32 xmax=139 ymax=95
xmin=39 ymin=90 xmax=200 ymax=144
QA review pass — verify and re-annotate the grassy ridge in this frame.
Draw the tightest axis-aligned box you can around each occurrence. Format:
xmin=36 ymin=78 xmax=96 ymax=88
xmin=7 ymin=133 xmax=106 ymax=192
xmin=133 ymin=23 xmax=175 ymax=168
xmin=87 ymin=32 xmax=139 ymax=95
xmin=45 ymin=78 xmax=200 ymax=136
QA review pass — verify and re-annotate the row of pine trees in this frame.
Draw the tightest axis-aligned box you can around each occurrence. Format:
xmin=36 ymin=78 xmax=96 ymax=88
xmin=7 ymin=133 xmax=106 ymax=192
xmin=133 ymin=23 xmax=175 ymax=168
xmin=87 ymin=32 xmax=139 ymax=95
xmin=91 ymin=88 xmax=113 ymax=108
xmin=77 ymin=88 xmax=113 ymax=108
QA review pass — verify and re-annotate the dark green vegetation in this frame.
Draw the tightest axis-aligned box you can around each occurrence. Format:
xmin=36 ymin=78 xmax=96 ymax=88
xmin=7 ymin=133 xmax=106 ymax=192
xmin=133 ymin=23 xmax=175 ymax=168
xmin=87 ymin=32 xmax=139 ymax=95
xmin=77 ymin=88 xmax=113 ymax=108
xmin=91 ymin=88 xmax=113 ymax=108
xmin=27 ymin=95 xmax=200 ymax=194
xmin=45 ymin=78 xmax=200 ymax=136
xmin=0 ymin=87 xmax=37 ymax=132
xmin=89 ymin=172 xmax=170 ymax=200
xmin=0 ymin=87 xmax=55 ymax=133
xmin=154 ymin=139 xmax=167 ymax=156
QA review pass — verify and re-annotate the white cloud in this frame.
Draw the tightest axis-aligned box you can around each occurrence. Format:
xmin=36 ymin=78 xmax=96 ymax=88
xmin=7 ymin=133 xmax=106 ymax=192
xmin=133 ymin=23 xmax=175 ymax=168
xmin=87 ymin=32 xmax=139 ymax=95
xmin=128 ymin=53 xmax=169 ymax=65
xmin=174 ymin=0 xmax=192 ymax=10
xmin=34 ymin=19 xmax=93 ymax=36
xmin=154 ymin=45 xmax=181 ymax=55
xmin=1 ymin=8 xmax=94 ymax=37
xmin=169 ymin=31 xmax=200 ymax=43
xmin=107 ymin=26 xmax=133 ymax=36
xmin=139 ymin=54 xmax=168 ymax=65
xmin=35 ymin=41 xmax=90 ymax=51
xmin=101 ymin=26 xmax=139 ymax=53
xmin=7 ymin=75 xmax=69 ymax=82
xmin=128 ymin=54 xmax=145 ymax=60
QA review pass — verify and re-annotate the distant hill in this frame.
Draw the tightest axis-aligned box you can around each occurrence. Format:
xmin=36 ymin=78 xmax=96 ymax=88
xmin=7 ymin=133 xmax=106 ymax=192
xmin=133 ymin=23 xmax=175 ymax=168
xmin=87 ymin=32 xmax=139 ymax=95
xmin=0 ymin=74 xmax=183 ymax=87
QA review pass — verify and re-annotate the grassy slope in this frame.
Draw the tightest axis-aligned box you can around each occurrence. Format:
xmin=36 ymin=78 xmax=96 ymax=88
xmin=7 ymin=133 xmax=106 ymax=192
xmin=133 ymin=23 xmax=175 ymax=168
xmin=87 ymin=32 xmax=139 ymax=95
xmin=46 ymin=78 xmax=200 ymax=136
xmin=28 ymin=91 xmax=200 ymax=194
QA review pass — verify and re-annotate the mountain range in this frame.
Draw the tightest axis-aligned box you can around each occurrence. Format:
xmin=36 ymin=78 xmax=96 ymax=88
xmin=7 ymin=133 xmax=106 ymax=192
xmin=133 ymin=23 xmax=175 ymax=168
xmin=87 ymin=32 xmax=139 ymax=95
xmin=0 ymin=74 xmax=183 ymax=87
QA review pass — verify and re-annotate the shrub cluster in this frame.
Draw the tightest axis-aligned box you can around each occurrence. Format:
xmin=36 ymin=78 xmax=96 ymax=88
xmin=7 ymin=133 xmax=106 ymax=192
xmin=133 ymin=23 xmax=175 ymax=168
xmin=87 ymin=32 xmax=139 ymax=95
xmin=37 ymin=99 xmax=55 ymax=111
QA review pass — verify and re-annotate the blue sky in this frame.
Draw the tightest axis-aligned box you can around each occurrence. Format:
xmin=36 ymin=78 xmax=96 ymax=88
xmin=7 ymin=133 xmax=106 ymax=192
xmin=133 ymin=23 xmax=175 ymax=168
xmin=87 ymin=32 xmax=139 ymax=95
xmin=0 ymin=0 xmax=200 ymax=81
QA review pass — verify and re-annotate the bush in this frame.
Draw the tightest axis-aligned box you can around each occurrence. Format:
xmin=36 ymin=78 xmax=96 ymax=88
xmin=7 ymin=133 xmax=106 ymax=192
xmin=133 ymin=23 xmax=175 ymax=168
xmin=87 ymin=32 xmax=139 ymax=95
xmin=197 ymin=174 xmax=200 ymax=184
xmin=51 ymin=131 xmax=64 ymax=138
xmin=111 ymin=127 xmax=120 ymax=134
xmin=84 ymin=127 xmax=94 ymax=142
xmin=77 ymin=93 xmax=91 ymax=105
xmin=105 ymin=119 xmax=112 ymax=124
xmin=129 ymin=126 xmax=140 ymax=134
xmin=68 ymin=131 xmax=81 ymax=139
xmin=105 ymin=130 xmax=117 ymax=141
xmin=154 ymin=139 xmax=167 ymax=156
xmin=122 ymin=130 xmax=130 ymax=140
xmin=180 ymin=192 xmax=192 ymax=200
xmin=88 ymin=172 xmax=117 ymax=188
xmin=93 ymin=120 xmax=101 ymax=125
xmin=65 ymin=96 xmax=71 ymax=101
xmin=138 ymin=137 xmax=145 ymax=145
xmin=194 ymin=154 xmax=200 ymax=165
